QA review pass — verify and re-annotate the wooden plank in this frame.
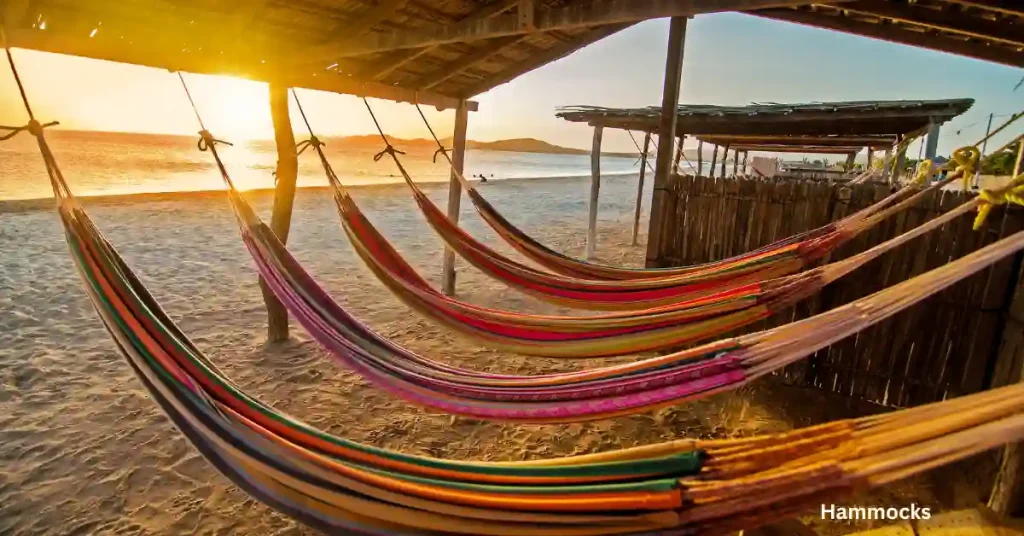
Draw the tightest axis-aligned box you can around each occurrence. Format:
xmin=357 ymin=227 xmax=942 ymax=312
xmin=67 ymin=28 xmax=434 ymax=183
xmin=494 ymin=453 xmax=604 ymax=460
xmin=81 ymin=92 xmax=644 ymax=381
xmin=840 ymin=0 xmax=1024 ymax=47
xmin=324 ymin=0 xmax=853 ymax=58
xmin=441 ymin=100 xmax=469 ymax=295
xmin=416 ymin=34 xmax=527 ymax=90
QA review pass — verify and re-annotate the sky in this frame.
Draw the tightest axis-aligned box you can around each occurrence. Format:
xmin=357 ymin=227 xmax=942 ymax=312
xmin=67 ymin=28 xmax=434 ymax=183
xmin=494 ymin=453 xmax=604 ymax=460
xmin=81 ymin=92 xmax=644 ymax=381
xmin=1 ymin=13 xmax=1021 ymax=157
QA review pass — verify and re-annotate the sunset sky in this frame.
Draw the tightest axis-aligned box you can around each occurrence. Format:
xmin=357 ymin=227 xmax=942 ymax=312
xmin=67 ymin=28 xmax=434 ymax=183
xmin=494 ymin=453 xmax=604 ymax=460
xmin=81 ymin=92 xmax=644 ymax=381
xmin=1 ymin=13 xmax=1021 ymax=155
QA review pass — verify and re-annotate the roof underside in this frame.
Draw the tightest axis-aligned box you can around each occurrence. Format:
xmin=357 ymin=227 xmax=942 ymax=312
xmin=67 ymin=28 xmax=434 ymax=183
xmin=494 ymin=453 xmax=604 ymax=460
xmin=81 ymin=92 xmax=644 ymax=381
xmin=557 ymin=99 xmax=975 ymax=148
xmin=2 ymin=1 xmax=1019 ymax=111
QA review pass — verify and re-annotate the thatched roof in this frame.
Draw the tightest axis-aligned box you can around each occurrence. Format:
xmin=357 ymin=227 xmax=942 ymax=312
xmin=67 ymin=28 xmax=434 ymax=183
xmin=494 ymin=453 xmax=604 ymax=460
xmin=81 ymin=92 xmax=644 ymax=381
xmin=2 ymin=1 xmax=1019 ymax=111
xmin=557 ymin=99 xmax=975 ymax=149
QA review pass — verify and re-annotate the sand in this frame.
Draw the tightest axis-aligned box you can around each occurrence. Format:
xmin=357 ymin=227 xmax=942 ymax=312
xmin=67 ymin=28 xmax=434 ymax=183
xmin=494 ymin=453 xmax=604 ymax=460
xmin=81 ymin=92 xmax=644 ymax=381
xmin=0 ymin=176 xmax=996 ymax=535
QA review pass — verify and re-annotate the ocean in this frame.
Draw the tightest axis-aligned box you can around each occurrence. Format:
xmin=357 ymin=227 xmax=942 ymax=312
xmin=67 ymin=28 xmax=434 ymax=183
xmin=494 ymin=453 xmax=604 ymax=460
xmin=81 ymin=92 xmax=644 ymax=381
xmin=0 ymin=130 xmax=661 ymax=201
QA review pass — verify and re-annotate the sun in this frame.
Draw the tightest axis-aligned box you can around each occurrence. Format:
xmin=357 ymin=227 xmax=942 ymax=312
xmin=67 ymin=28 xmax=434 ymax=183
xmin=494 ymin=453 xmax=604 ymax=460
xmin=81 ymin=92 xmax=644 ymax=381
xmin=186 ymin=74 xmax=274 ymax=141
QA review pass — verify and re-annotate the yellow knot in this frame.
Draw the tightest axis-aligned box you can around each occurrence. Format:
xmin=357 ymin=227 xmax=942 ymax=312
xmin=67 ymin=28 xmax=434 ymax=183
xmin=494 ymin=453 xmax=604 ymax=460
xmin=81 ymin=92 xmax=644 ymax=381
xmin=974 ymin=178 xmax=1024 ymax=230
xmin=951 ymin=146 xmax=980 ymax=191
xmin=913 ymin=159 xmax=933 ymax=185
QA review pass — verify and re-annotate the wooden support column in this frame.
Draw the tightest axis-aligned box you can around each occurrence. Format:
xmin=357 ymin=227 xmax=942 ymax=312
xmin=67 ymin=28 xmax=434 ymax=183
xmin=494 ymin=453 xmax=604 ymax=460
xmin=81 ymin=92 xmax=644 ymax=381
xmin=741 ymin=151 xmax=749 ymax=175
xmin=893 ymin=150 xmax=906 ymax=184
xmin=709 ymin=145 xmax=718 ymax=178
xmin=260 ymin=83 xmax=299 ymax=342
xmin=441 ymin=100 xmax=470 ymax=296
xmin=645 ymin=16 xmax=687 ymax=268
xmin=720 ymin=144 xmax=729 ymax=177
xmin=882 ymin=147 xmax=893 ymax=181
xmin=586 ymin=126 xmax=603 ymax=259
xmin=696 ymin=140 xmax=703 ymax=177
xmin=844 ymin=152 xmax=856 ymax=172
xmin=731 ymin=149 xmax=739 ymax=176
xmin=866 ymin=147 xmax=874 ymax=170
xmin=632 ymin=132 xmax=651 ymax=245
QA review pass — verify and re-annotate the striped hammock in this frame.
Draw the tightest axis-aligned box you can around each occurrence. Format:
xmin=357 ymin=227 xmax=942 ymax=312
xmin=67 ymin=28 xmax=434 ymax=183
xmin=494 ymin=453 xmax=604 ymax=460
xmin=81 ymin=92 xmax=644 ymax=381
xmin=394 ymin=154 xmax=972 ymax=310
xmin=30 ymin=128 xmax=1024 ymax=536
xmin=324 ymin=141 xmax=984 ymax=358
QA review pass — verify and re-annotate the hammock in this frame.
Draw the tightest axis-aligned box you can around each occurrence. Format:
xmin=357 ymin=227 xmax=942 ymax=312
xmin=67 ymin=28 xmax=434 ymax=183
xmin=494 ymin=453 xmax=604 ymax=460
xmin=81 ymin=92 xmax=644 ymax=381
xmin=299 ymin=106 xmax=991 ymax=358
xmin=20 ymin=111 xmax=1024 ymax=536
xmin=375 ymin=108 xmax=995 ymax=310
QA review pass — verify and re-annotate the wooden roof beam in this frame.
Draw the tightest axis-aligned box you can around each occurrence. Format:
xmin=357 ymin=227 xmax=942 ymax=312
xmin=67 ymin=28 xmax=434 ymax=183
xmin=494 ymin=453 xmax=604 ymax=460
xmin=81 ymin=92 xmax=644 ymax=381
xmin=839 ymin=0 xmax=1024 ymax=47
xmin=307 ymin=0 xmax=411 ymax=69
xmin=941 ymin=0 xmax=1024 ymax=18
xmin=736 ymin=145 xmax=862 ymax=154
xmin=458 ymin=22 xmax=633 ymax=96
xmin=315 ymin=0 xmax=854 ymax=59
xmin=363 ymin=0 xmax=519 ymax=81
xmin=417 ymin=34 xmax=527 ymax=89
xmin=752 ymin=8 xmax=1022 ymax=67
xmin=698 ymin=134 xmax=896 ymax=147
xmin=5 ymin=26 xmax=476 ymax=111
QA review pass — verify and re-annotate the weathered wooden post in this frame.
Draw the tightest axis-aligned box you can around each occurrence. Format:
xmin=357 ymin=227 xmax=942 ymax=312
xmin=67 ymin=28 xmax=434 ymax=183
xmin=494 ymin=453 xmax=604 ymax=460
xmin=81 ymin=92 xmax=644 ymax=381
xmin=632 ymin=132 xmax=652 ymax=245
xmin=260 ymin=83 xmax=299 ymax=342
xmin=644 ymin=16 xmax=687 ymax=268
xmin=709 ymin=145 xmax=718 ymax=178
xmin=696 ymin=140 xmax=703 ymax=177
xmin=731 ymin=149 xmax=739 ymax=176
xmin=844 ymin=152 xmax=856 ymax=172
xmin=720 ymin=144 xmax=729 ymax=177
xmin=586 ymin=125 xmax=603 ymax=259
xmin=672 ymin=136 xmax=684 ymax=174
xmin=441 ymin=100 xmax=470 ymax=296
xmin=741 ymin=151 xmax=749 ymax=175
xmin=866 ymin=147 xmax=874 ymax=170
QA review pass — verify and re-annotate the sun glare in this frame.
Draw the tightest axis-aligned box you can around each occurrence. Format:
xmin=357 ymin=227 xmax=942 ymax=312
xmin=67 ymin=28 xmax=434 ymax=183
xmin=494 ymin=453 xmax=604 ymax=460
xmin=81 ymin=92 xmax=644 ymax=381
xmin=186 ymin=74 xmax=274 ymax=141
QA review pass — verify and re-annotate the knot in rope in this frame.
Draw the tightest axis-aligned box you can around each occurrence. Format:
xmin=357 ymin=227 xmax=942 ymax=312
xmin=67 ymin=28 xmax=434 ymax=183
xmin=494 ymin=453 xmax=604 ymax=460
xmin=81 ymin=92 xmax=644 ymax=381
xmin=951 ymin=146 xmax=980 ymax=191
xmin=197 ymin=130 xmax=233 ymax=152
xmin=432 ymin=146 xmax=449 ymax=163
xmin=1 ymin=119 xmax=58 ymax=141
xmin=296 ymin=135 xmax=324 ymax=155
xmin=913 ymin=159 xmax=933 ymax=186
xmin=973 ymin=175 xmax=1024 ymax=231
xmin=373 ymin=144 xmax=405 ymax=162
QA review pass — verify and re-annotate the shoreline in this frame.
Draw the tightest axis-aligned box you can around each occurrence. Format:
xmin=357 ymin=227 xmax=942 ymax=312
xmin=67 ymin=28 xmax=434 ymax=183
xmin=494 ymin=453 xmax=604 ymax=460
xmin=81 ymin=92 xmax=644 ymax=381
xmin=0 ymin=172 xmax=639 ymax=214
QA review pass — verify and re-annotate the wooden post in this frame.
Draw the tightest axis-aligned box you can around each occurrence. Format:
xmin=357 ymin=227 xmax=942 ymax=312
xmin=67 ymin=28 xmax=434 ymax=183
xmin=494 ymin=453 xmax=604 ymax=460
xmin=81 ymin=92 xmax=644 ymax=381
xmin=672 ymin=136 xmax=683 ymax=174
xmin=644 ymin=16 xmax=687 ymax=268
xmin=882 ymin=147 xmax=893 ymax=181
xmin=696 ymin=140 xmax=703 ymax=177
xmin=731 ymin=149 xmax=738 ymax=176
xmin=719 ymin=144 xmax=729 ymax=178
xmin=260 ymin=83 xmax=299 ymax=342
xmin=844 ymin=152 xmax=856 ymax=172
xmin=892 ymin=150 xmax=906 ymax=184
xmin=709 ymin=145 xmax=718 ymax=178
xmin=441 ymin=100 xmax=470 ymax=296
xmin=741 ymin=151 xmax=748 ymax=175
xmin=632 ymin=132 xmax=651 ymax=245
xmin=586 ymin=126 xmax=603 ymax=259
xmin=866 ymin=147 xmax=873 ymax=170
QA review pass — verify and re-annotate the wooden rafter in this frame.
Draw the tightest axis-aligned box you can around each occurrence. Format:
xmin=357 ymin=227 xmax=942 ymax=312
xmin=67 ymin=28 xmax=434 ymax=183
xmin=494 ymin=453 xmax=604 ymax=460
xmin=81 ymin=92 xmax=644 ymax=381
xmin=457 ymin=22 xmax=632 ymax=96
xmin=752 ymin=6 xmax=1023 ymax=67
xmin=941 ymin=0 xmax=1024 ymax=18
xmin=733 ymin=144 xmax=863 ymax=153
xmin=308 ymin=0 xmax=411 ymax=69
xmin=698 ymin=134 xmax=896 ymax=147
xmin=837 ymin=1 xmax=1024 ymax=47
xmin=313 ymin=0 xmax=855 ymax=60
xmin=417 ymin=34 xmax=527 ymax=89
xmin=364 ymin=0 xmax=519 ymax=81
xmin=5 ymin=26 xmax=477 ymax=111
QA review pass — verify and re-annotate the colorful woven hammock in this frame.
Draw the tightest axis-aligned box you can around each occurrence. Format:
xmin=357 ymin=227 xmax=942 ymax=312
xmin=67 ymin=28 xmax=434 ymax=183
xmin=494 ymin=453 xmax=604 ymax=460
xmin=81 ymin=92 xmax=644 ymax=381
xmin=379 ymin=130 xmax=981 ymax=311
xmin=304 ymin=124 xmax=986 ymax=358
xmin=25 ymin=121 xmax=1024 ymax=536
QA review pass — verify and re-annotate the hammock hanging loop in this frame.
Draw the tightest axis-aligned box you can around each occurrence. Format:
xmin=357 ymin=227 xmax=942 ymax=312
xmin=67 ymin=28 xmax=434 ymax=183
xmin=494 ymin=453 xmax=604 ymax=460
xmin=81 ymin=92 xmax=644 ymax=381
xmin=913 ymin=159 xmax=934 ymax=186
xmin=973 ymin=173 xmax=1024 ymax=231
xmin=432 ymin=146 xmax=449 ymax=163
xmin=296 ymin=135 xmax=324 ymax=155
xmin=951 ymin=145 xmax=980 ymax=191
xmin=0 ymin=119 xmax=58 ymax=141
xmin=197 ymin=129 xmax=232 ymax=152
xmin=373 ymin=144 xmax=405 ymax=162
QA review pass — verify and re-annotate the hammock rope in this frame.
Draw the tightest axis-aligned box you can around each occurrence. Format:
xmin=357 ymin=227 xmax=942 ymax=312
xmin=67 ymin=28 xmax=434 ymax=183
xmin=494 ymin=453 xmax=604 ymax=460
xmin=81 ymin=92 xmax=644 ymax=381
xmin=6 ymin=45 xmax=1024 ymax=535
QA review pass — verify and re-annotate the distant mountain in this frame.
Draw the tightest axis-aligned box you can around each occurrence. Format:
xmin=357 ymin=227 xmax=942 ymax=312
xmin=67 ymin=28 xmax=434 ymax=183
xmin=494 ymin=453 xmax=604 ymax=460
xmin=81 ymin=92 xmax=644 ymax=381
xmin=324 ymin=135 xmax=637 ymax=158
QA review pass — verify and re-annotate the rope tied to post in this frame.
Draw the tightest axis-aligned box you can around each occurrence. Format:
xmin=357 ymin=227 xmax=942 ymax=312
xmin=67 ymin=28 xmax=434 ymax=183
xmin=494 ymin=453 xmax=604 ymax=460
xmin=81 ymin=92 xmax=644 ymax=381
xmin=951 ymin=146 xmax=981 ymax=191
xmin=432 ymin=146 xmax=449 ymax=163
xmin=373 ymin=143 xmax=405 ymax=162
xmin=296 ymin=135 xmax=324 ymax=155
xmin=973 ymin=173 xmax=1024 ymax=231
xmin=913 ymin=159 xmax=934 ymax=186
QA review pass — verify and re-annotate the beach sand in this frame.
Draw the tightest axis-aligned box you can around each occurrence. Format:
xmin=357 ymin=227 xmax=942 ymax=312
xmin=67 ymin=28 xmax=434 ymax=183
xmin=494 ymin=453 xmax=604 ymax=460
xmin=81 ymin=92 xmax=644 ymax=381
xmin=0 ymin=176 xmax=995 ymax=535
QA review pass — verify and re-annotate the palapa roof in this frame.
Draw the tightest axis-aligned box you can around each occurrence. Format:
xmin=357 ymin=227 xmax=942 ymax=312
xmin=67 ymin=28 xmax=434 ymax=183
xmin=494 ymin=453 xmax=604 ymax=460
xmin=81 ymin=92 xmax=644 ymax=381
xmin=1 ymin=1 xmax=1019 ymax=112
xmin=557 ymin=99 xmax=975 ymax=153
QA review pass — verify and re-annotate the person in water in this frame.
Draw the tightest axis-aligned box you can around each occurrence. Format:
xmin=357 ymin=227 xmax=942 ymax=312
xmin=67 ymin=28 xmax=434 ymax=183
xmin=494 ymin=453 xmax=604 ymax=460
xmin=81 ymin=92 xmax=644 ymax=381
xmin=478 ymin=174 xmax=488 ymax=183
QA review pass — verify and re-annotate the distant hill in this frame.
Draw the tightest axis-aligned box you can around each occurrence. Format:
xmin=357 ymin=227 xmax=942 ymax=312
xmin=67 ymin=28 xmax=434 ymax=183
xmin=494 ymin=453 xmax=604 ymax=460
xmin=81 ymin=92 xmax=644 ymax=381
xmin=325 ymin=135 xmax=637 ymax=158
